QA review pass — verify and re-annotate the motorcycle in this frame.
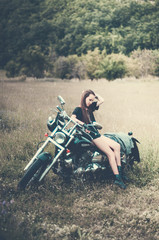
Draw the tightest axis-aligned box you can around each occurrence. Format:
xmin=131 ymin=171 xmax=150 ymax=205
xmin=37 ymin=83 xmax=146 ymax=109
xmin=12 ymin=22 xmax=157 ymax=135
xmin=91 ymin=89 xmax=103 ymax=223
xmin=17 ymin=96 xmax=140 ymax=190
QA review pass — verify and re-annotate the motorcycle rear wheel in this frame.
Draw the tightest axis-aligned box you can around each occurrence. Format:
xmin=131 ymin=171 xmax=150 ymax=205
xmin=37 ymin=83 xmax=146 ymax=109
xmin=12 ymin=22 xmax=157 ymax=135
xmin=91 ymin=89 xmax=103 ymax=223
xmin=17 ymin=153 xmax=51 ymax=190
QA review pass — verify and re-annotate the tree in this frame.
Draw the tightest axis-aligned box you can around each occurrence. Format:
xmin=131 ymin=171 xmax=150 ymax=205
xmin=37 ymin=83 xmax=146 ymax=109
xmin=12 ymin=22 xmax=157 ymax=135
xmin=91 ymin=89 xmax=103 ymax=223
xmin=5 ymin=45 xmax=48 ymax=78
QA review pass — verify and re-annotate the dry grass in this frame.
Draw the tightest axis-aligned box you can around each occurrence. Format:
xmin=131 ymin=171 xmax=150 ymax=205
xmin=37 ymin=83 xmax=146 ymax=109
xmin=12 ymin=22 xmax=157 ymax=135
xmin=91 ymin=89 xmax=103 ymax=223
xmin=0 ymin=78 xmax=159 ymax=240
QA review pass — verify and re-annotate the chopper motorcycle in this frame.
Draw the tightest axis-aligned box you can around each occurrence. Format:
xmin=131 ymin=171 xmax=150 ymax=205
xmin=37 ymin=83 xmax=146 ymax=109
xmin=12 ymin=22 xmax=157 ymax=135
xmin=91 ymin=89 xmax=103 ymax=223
xmin=17 ymin=96 xmax=140 ymax=190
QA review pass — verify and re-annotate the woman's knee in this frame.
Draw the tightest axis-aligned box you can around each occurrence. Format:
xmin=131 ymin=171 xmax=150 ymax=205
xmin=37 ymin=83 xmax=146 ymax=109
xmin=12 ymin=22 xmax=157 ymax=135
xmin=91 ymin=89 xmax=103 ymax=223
xmin=104 ymin=148 xmax=115 ymax=161
xmin=93 ymin=137 xmax=114 ymax=157
xmin=113 ymin=142 xmax=120 ymax=152
xmin=117 ymin=142 xmax=121 ymax=151
xmin=102 ymin=136 xmax=120 ymax=151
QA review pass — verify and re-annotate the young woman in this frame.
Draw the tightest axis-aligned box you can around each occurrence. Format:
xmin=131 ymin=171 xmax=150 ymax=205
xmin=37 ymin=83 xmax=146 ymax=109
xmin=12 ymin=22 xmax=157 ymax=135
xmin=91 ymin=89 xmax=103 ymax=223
xmin=71 ymin=89 xmax=127 ymax=189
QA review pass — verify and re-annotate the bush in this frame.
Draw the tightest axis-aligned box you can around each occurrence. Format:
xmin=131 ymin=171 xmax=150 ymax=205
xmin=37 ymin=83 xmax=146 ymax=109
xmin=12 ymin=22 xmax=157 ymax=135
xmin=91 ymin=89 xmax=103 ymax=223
xmin=5 ymin=48 xmax=159 ymax=79
xmin=71 ymin=58 xmax=87 ymax=80
xmin=66 ymin=55 xmax=82 ymax=79
xmin=53 ymin=56 xmax=70 ymax=79
xmin=155 ymin=58 xmax=159 ymax=76
xmin=53 ymin=55 xmax=86 ymax=80
xmin=153 ymin=50 xmax=159 ymax=76
xmin=5 ymin=61 xmax=20 ymax=78
xmin=83 ymin=48 xmax=106 ymax=80
xmin=95 ymin=53 xmax=127 ymax=80
xmin=129 ymin=49 xmax=159 ymax=78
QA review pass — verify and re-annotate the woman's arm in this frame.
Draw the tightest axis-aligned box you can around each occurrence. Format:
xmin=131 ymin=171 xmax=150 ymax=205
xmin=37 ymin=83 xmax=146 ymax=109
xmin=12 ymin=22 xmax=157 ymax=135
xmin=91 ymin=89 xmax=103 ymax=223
xmin=71 ymin=114 xmax=90 ymax=133
xmin=95 ymin=94 xmax=104 ymax=107
xmin=71 ymin=114 xmax=85 ymax=125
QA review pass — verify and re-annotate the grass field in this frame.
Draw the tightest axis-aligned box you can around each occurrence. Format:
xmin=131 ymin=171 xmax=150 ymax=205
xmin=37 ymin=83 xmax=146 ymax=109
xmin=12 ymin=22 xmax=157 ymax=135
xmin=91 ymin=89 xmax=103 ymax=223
xmin=0 ymin=78 xmax=159 ymax=240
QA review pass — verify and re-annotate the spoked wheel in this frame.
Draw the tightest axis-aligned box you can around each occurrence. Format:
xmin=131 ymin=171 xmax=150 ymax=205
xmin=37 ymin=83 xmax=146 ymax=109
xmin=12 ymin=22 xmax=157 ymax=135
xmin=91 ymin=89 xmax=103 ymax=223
xmin=17 ymin=152 xmax=52 ymax=190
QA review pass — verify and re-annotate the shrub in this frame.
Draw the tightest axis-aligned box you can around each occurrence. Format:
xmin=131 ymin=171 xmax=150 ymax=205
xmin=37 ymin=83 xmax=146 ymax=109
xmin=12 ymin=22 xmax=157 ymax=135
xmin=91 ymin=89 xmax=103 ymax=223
xmin=82 ymin=48 xmax=106 ymax=80
xmin=95 ymin=53 xmax=127 ymax=80
xmin=71 ymin=58 xmax=87 ymax=80
xmin=53 ymin=56 xmax=69 ymax=79
xmin=5 ymin=61 xmax=20 ymax=78
xmin=129 ymin=49 xmax=159 ymax=77
xmin=66 ymin=55 xmax=81 ymax=79
xmin=153 ymin=50 xmax=159 ymax=76
xmin=53 ymin=55 xmax=86 ymax=80
xmin=154 ymin=58 xmax=159 ymax=76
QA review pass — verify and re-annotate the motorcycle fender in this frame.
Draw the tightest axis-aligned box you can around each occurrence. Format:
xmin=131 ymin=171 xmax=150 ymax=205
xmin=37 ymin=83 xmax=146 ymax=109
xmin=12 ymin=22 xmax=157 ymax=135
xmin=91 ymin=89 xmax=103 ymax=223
xmin=131 ymin=138 xmax=140 ymax=162
xmin=37 ymin=152 xmax=52 ymax=163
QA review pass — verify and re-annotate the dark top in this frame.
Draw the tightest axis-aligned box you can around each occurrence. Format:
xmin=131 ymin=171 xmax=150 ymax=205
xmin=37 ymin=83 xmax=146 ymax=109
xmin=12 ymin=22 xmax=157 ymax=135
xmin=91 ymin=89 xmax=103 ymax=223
xmin=72 ymin=102 xmax=99 ymax=123
xmin=72 ymin=102 xmax=101 ymax=140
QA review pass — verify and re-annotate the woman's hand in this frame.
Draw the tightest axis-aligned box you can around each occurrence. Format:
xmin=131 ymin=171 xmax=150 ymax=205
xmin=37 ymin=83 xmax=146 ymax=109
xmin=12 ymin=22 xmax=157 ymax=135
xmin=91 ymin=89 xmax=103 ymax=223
xmin=94 ymin=94 xmax=104 ymax=106
xmin=83 ymin=123 xmax=90 ymax=133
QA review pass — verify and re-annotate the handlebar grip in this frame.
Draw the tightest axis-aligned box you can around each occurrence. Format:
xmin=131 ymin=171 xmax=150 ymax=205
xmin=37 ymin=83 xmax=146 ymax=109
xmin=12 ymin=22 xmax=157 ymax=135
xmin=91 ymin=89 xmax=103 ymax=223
xmin=56 ymin=106 xmax=62 ymax=112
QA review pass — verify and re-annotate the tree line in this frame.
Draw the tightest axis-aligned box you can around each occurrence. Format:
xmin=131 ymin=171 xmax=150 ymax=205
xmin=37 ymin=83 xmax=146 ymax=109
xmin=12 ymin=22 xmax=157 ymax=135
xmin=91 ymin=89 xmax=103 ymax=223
xmin=0 ymin=0 xmax=159 ymax=79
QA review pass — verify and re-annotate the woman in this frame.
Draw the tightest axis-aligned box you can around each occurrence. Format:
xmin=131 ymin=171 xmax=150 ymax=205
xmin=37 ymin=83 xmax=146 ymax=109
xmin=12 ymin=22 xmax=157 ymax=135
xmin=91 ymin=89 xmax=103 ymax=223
xmin=71 ymin=89 xmax=126 ymax=189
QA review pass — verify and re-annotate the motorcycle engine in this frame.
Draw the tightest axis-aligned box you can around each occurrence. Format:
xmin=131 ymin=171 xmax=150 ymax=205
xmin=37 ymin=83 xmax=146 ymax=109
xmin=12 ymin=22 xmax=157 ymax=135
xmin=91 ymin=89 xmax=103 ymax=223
xmin=92 ymin=151 xmax=104 ymax=163
xmin=78 ymin=150 xmax=93 ymax=168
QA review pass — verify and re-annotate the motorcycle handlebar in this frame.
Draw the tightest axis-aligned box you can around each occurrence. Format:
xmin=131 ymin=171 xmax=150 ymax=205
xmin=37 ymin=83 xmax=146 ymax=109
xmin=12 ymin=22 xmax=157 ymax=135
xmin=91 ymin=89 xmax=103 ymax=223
xmin=55 ymin=98 xmax=102 ymax=132
xmin=57 ymin=95 xmax=65 ymax=105
xmin=84 ymin=122 xmax=102 ymax=130
xmin=56 ymin=106 xmax=62 ymax=112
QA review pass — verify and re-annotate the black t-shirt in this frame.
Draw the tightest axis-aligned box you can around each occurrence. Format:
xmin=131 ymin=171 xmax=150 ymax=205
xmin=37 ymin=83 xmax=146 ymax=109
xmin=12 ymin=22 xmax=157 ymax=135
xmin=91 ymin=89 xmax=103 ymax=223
xmin=72 ymin=102 xmax=99 ymax=123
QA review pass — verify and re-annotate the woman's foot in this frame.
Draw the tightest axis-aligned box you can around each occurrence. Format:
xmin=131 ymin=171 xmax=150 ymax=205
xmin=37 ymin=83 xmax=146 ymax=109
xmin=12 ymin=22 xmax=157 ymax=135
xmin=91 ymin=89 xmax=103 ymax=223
xmin=118 ymin=166 xmax=129 ymax=182
xmin=114 ymin=175 xmax=127 ymax=189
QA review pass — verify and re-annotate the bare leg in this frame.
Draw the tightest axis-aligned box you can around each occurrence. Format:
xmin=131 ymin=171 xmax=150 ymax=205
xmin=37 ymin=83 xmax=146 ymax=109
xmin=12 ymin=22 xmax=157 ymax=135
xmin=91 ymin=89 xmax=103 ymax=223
xmin=93 ymin=135 xmax=126 ymax=189
xmin=93 ymin=136 xmax=119 ymax=175
xmin=102 ymin=136 xmax=121 ymax=166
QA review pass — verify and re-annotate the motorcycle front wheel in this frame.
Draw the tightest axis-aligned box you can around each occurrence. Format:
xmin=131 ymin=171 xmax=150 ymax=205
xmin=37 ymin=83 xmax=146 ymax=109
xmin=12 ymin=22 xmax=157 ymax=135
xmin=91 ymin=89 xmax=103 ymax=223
xmin=17 ymin=152 xmax=52 ymax=190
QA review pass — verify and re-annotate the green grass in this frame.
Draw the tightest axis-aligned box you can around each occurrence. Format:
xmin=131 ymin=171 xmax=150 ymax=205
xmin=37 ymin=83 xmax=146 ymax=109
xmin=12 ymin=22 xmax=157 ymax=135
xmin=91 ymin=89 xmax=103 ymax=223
xmin=0 ymin=78 xmax=159 ymax=240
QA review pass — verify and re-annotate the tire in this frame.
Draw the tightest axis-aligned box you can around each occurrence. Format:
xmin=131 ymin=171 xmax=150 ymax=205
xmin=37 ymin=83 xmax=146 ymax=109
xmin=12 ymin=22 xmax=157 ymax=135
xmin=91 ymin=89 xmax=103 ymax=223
xmin=124 ymin=139 xmax=140 ymax=170
xmin=18 ymin=152 xmax=52 ymax=190
xmin=131 ymin=138 xmax=140 ymax=163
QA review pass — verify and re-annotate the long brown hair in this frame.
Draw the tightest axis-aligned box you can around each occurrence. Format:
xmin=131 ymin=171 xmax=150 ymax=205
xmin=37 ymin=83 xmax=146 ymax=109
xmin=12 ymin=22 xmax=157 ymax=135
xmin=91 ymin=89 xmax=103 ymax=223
xmin=80 ymin=89 xmax=95 ymax=123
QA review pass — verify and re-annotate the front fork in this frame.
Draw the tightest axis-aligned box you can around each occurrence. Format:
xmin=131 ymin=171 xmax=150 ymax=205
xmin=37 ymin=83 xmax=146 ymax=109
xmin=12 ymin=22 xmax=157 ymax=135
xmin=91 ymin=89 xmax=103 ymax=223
xmin=39 ymin=146 xmax=65 ymax=181
xmin=24 ymin=126 xmax=66 ymax=181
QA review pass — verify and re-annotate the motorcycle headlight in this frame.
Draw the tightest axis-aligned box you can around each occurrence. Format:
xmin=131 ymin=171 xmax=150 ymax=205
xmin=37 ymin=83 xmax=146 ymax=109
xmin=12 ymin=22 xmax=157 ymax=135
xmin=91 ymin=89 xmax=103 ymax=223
xmin=54 ymin=132 xmax=66 ymax=145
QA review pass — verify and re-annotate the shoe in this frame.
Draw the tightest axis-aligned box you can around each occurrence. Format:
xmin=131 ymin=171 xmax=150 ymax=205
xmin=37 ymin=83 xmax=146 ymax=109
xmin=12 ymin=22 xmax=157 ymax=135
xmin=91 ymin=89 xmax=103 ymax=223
xmin=114 ymin=175 xmax=127 ymax=189
xmin=114 ymin=179 xmax=127 ymax=189
xmin=122 ymin=174 xmax=129 ymax=182
xmin=118 ymin=166 xmax=129 ymax=182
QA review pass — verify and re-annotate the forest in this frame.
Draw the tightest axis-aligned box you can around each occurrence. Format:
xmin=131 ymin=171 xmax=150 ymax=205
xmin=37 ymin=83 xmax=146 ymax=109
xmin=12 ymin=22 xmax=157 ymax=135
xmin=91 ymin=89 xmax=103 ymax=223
xmin=0 ymin=0 xmax=159 ymax=79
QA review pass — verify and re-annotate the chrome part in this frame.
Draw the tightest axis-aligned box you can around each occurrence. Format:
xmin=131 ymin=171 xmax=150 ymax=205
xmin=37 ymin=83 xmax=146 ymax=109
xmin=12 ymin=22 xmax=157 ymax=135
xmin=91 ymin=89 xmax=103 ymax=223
xmin=121 ymin=154 xmax=126 ymax=163
xmin=47 ymin=116 xmax=56 ymax=131
xmin=93 ymin=122 xmax=102 ymax=130
xmin=39 ymin=147 xmax=65 ymax=181
xmin=65 ymin=158 xmax=73 ymax=167
xmin=48 ymin=116 xmax=56 ymax=122
xmin=92 ymin=151 xmax=103 ymax=163
xmin=57 ymin=95 xmax=65 ymax=105
xmin=74 ymin=167 xmax=84 ymax=175
xmin=24 ymin=126 xmax=60 ymax=171
xmin=54 ymin=132 xmax=66 ymax=145
xmin=85 ymin=163 xmax=101 ymax=172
